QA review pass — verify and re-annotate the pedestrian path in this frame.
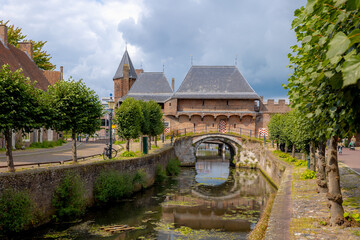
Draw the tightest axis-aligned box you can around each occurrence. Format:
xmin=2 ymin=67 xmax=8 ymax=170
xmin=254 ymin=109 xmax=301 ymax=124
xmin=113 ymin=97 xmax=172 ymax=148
xmin=338 ymin=148 xmax=360 ymax=174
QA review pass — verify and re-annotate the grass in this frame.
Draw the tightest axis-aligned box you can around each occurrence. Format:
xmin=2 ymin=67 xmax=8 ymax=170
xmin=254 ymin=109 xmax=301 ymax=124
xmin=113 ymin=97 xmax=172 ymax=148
xmin=29 ymin=139 xmax=66 ymax=149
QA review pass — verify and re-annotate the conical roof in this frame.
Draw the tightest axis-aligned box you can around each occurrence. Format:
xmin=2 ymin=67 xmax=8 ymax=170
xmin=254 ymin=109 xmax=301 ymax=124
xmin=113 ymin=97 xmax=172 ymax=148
xmin=113 ymin=50 xmax=137 ymax=80
xmin=173 ymin=66 xmax=260 ymax=99
xmin=121 ymin=72 xmax=173 ymax=103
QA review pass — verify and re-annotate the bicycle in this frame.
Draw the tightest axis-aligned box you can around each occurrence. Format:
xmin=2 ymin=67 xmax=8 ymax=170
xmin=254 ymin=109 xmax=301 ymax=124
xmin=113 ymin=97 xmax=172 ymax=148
xmin=103 ymin=144 xmax=118 ymax=160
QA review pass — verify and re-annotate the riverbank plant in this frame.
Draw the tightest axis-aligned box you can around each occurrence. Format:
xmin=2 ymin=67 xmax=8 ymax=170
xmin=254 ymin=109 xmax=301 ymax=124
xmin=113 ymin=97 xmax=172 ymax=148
xmin=52 ymin=172 xmax=86 ymax=221
xmin=155 ymin=164 xmax=167 ymax=183
xmin=0 ymin=189 xmax=34 ymax=233
xmin=272 ymin=150 xmax=307 ymax=167
xmin=94 ymin=170 xmax=133 ymax=204
xmin=166 ymin=158 xmax=181 ymax=176
xmin=121 ymin=151 xmax=137 ymax=157
xmin=133 ymin=169 xmax=147 ymax=188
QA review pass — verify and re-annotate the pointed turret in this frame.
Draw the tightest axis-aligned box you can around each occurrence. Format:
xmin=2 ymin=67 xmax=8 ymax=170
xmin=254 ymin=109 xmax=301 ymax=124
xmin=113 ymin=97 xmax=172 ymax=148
xmin=113 ymin=50 xmax=138 ymax=103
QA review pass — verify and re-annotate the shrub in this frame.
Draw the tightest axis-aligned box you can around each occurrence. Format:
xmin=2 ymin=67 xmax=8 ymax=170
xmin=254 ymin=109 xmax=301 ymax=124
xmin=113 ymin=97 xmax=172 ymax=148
xmin=121 ymin=151 xmax=137 ymax=157
xmin=166 ymin=158 xmax=181 ymax=176
xmin=113 ymin=140 xmax=126 ymax=145
xmin=94 ymin=170 xmax=133 ymax=204
xmin=30 ymin=139 xmax=66 ymax=149
xmin=300 ymin=169 xmax=316 ymax=180
xmin=133 ymin=169 xmax=147 ymax=188
xmin=52 ymin=172 xmax=86 ymax=221
xmin=155 ymin=164 xmax=167 ymax=183
xmin=295 ymin=160 xmax=307 ymax=167
xmin=0 ymin=189 xmax=34 ymax=233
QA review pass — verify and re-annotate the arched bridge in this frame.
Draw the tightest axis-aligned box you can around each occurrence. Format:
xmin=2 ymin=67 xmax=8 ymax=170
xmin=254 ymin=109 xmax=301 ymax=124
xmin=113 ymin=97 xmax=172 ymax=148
xmin=173 ymin=133 xmax=265 ymax=167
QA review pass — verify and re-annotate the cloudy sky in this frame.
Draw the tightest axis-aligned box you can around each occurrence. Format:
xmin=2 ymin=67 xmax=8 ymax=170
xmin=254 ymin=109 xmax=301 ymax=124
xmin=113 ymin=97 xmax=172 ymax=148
xmin=0 ymin=0 xmax=306 ymax=100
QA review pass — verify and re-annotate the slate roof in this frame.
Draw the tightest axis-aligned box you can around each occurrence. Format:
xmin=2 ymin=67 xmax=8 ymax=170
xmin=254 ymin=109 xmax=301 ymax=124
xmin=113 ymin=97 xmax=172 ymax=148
xmin=0 ymin=40 xmax=51 ymax=90
xmin=173 ymin=66 xmax=260 ymax=100
xmin=113 ymin=50 xmax=137 ymax=80
xmin=120 ymin=72 xmax=173 ymax=103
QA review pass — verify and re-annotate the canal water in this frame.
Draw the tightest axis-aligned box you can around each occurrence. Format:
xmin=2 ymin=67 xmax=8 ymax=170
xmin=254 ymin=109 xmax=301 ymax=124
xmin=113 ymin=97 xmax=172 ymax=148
xmin=17 ymin=154 xmax=276 ymax=240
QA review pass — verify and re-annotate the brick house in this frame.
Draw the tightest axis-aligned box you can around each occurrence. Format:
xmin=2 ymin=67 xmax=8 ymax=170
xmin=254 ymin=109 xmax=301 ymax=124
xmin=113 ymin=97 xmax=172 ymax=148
xmin=0 ymin=24 xmax=63 ymax=148
xmin=113 ymin=50 xmax=290 ymax=136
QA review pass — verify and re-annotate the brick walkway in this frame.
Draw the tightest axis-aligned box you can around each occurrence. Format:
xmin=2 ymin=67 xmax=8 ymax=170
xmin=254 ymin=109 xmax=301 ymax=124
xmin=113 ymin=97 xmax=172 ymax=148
xmin=267 ymin=149 xmax=360 ymax=240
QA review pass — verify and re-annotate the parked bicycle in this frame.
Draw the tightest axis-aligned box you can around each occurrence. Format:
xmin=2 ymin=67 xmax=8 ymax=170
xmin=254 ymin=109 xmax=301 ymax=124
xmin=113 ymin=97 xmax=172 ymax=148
xmin=103 ymin=144 xmax=118 ymax=160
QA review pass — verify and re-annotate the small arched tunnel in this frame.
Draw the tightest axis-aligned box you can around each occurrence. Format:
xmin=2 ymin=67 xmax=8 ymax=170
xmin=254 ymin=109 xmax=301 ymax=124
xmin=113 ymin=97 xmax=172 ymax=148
xmin=193 ymin=135 xmax=241 ymax=165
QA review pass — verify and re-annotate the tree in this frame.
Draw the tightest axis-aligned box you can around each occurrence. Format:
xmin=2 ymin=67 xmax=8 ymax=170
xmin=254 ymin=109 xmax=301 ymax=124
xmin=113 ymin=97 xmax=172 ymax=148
xmin=147 ymin=100 xmax=164 ymax=148
xmin=0 ymin=20 xmax=56 ymax=70
xmin=47 ymin=78 xmax=103 ymax=162
xmin=286 ymin=0 xmax=360 ymax=225
xmin=0 ymin=65 xmax=45 ymax=172
xmin=114 ymin=98 xmax=143 ymax=151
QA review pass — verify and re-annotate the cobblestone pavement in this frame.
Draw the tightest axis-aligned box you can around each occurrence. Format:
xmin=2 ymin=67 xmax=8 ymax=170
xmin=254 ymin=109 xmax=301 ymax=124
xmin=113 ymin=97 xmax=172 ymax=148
xmin=290 ymin=164 xmax=360 ymax=240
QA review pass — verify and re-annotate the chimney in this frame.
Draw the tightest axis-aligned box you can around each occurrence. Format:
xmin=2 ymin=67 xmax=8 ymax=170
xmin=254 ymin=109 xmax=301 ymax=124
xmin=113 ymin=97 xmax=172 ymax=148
xmin=18 ymin=42 xmax=33 ymax=59
xmin=60 ymin=66 xmax=63 ymax=80
xmin=172 ymin=78 xmax=175 ymax=91
xmin=0 ymin=25 xmax=7 ymax=46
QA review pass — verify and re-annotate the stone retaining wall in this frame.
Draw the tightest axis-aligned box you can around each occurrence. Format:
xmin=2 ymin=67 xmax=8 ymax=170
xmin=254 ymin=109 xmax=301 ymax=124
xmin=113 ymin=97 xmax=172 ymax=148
xmin=0 ymin=146 xmax=175 ymax=225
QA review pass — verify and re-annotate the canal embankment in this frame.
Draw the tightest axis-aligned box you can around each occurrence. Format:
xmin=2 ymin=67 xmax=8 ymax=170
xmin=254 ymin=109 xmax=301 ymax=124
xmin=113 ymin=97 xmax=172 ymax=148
xmin=0 ymin=145 xmax=176 ymax=231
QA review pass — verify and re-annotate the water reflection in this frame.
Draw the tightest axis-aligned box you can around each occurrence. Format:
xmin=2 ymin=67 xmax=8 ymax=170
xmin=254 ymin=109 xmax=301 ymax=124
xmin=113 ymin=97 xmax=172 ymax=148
xmin=20 ymin=158 xmax=276 ymax=240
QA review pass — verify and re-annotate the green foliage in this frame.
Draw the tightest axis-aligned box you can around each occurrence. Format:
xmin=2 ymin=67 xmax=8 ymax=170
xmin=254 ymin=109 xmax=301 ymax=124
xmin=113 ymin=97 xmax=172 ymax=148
xmin=155 ymin=164 xmax=167 ymax=183
xmin=47 ymin=78 xmax=103 ymax=136
xmin=52 ymin=172 xmax=86 ymax=221
xmin=166 ymin=158 xmax=181 ymax=176
xmin=94 ymin=170 xmax=134 ymax=204
xmin=273 ymin=150 xmax=307 ymax=167
xmin=115 ymin=97 xmax=143 ymax=142
xmin=133 ymin=169 xmax=147 ymax=188
xmin=29 ymin=139 xmax=66 ymax=148
xmin=147 ymin=100 xmax=165 ymax=137
xmin=344 ymin=211 xmax=360 ymax=223
xmin=121 ymin=151 xmax=137 ymax=157
xmin=0 ymin=20 xmax=55 ymax=70
xmin=301 ymin=170 xmax=317 ymax=179
xmin=0 ymin=189 xmax=34 ymax=233
xmin=113 ymin=140 xmax=126 ymax=144
xmin=286 ymin=0 xmax=360 ymax=140
xmin=0 ymin=64 xmax=48 ymax=170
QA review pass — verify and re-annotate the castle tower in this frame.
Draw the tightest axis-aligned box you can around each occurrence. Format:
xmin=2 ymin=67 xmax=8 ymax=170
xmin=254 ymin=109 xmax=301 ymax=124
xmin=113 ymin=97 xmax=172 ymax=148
xmin=113 ymin=50 xmax=138 ymax=103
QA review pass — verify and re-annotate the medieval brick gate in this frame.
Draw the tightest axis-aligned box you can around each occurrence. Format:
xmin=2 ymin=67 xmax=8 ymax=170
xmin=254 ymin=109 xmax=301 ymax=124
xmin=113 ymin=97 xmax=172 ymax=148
xmin=173 ymin=133 xmax=266 ymax=168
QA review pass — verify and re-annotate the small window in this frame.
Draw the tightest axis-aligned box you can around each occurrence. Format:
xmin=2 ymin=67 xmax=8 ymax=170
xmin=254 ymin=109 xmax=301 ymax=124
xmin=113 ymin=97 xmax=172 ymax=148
xmin=202 ymin=100 xmax=205 ymax=106
xmin=227 ymin=100 xmax=229 ymax=105
xmin=234 ymin=124 xmax=236 ymax=128
xmin=169 ymin=103 xmax=171 ymax=106
xmin=212 ymin=123 xmax=214 ymax=127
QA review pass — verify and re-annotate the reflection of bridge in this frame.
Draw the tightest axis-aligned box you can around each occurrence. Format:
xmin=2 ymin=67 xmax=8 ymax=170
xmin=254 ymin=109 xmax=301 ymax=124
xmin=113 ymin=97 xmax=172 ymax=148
xmin=173 ymin=132 xmax=265 ymax=167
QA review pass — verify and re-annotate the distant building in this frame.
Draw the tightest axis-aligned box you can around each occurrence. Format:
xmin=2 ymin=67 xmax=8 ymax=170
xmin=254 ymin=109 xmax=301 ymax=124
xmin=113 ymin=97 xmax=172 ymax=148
xmin=113 ymin=50 xmax=290 ymax=136
xmin=0 ymin=24 xmax=63 ymax=148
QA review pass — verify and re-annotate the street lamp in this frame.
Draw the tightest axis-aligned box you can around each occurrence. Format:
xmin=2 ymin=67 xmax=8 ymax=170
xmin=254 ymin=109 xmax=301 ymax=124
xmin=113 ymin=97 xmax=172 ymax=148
xmin=107 ymin=94 xmax=115 ymax=159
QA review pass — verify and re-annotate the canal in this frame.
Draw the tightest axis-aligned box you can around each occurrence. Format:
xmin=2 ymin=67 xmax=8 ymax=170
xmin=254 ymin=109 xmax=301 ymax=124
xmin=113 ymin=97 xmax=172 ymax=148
xmin=18 ymin=152 xmax=276 ymax=239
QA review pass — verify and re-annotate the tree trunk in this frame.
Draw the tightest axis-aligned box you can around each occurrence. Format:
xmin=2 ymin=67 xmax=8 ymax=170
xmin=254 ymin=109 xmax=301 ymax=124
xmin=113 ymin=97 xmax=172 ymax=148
xmin=310 ymin=141 xmax=316 ymax=171
xmin=276 ymin=141 xmax=279 ymax=151
xmin=302 ymin=152 xmax=306 ymax=160
xmin=126 ymin=139 xmax=130 ymax=152
xmin=292 ymin=144 xmax=296 ymax=158
xmin=155 ymin=135 xmax=158 ymax=147
xmin=5 ymin=130 xmax=15 ymax=172
xmin=72 ymin=132 xmax=77 ymax=163
xmin=326 ymin=136 xmax=344 ymax=226
xmin=148 ymin=136 xmax=152 ymax=150
xmin=284 ymin=142 xmax=288 ymax=153
xmin=316 ymin=142 xmax=328 ymax=193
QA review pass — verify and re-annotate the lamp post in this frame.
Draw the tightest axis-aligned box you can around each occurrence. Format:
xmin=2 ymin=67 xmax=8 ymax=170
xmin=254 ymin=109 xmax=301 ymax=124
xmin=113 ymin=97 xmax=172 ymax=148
xmin=107 ymin=94 xmax=115 ymax=159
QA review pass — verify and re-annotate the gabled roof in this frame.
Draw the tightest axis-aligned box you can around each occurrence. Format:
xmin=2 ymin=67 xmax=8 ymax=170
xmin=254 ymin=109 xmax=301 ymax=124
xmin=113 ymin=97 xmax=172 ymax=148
xmin=113 ymin=50 xmax=137 ymax=80
xmin=0 ymin=41 xmax=51 ymax=90
xmin=120 ymin=72 xmax=173 ymax=103
xmin=173 ymin=66 xmax=260 ymax=100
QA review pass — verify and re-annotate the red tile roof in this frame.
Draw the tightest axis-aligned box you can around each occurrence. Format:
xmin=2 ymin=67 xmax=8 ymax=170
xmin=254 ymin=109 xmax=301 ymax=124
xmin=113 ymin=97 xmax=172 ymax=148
xmin=0 ymin=41 xmax=51 ymax=90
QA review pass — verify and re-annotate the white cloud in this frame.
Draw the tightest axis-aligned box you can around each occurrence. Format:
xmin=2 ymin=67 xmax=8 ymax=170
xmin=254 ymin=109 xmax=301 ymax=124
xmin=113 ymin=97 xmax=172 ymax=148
xmin=0 ymin=0 xmax=306 ymax=99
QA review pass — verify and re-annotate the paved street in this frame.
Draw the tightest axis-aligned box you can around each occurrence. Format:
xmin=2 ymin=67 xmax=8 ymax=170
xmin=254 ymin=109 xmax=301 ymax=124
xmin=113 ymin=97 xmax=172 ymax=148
xmin=0 ymin=142 xmax=106 ymax=168
xmin=338 ymin=147 xmax=360 ymax=174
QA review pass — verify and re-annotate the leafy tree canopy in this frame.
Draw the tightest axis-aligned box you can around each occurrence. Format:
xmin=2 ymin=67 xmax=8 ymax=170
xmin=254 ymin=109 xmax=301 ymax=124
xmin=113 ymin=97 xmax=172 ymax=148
xmin=114 ymin=97 xmax=143 ymax=141
xmin=46 ymin=77 xmax=103 ymax=135
xmin=0 ymin=20 xmax=56 ymax=70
